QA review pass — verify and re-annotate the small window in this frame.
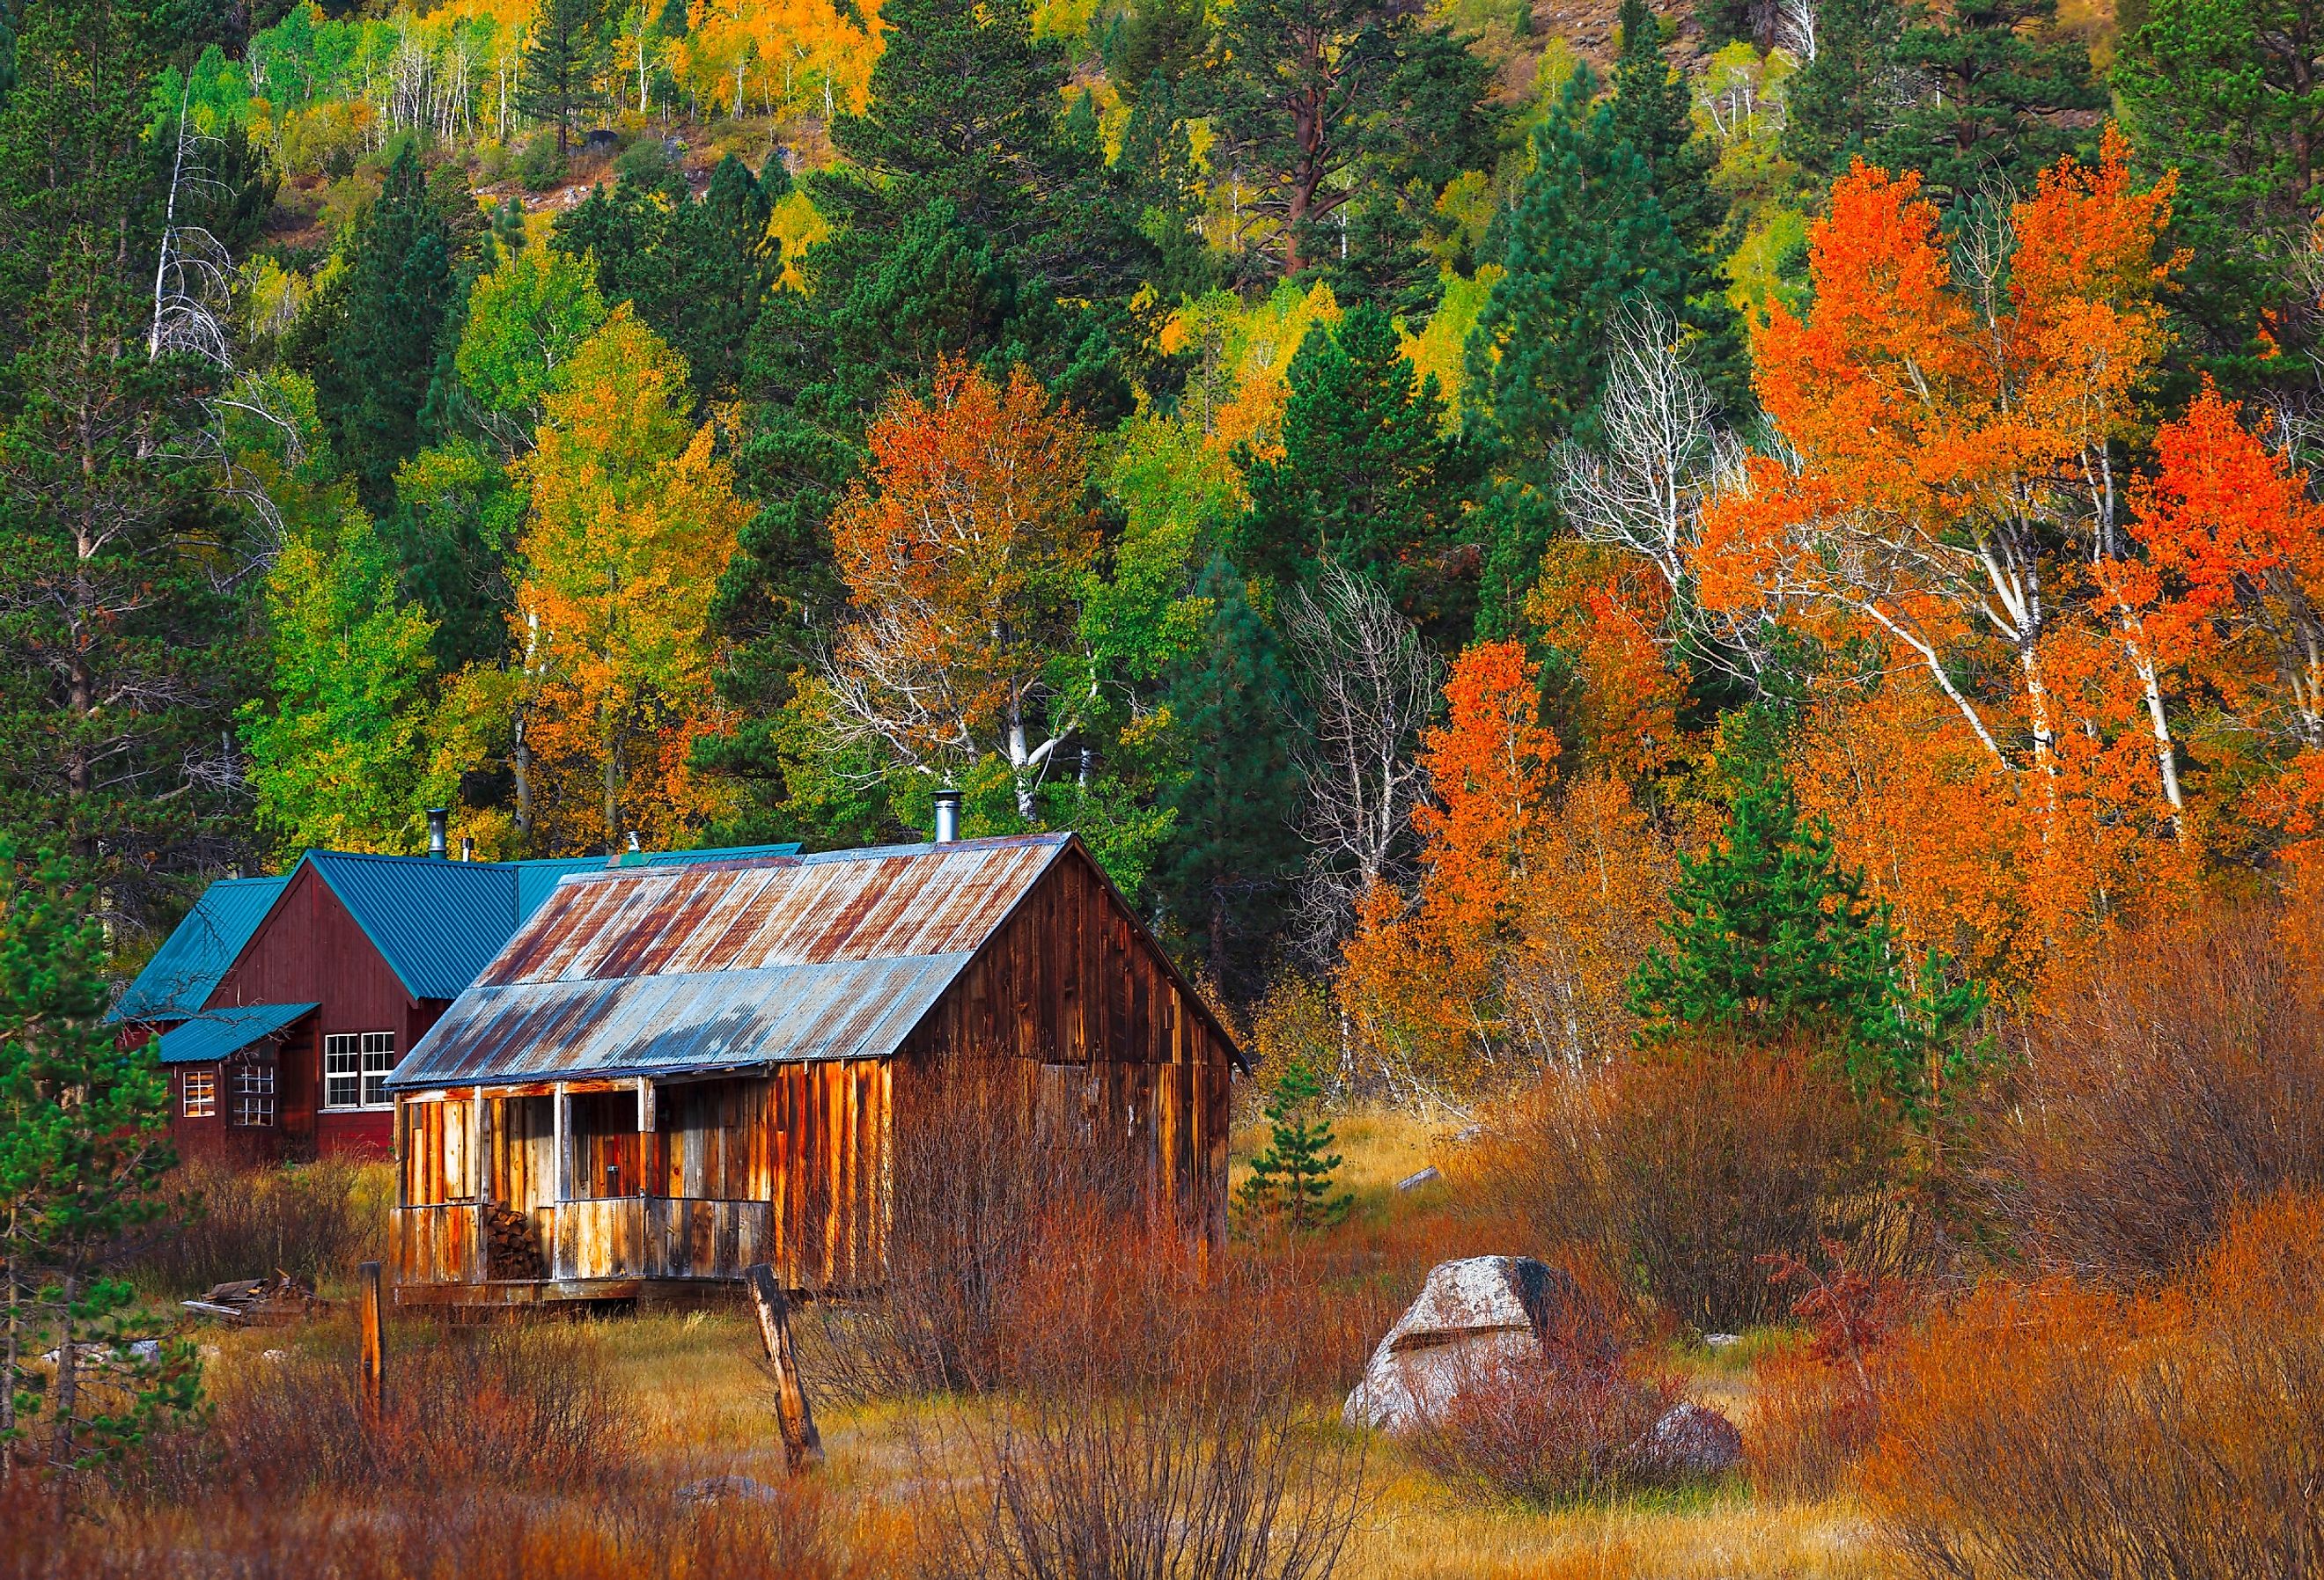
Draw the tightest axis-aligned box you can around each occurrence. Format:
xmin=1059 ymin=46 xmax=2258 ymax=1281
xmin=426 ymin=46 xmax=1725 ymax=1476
xmin=232 ymin=1062 xmax=276 ymax=1128
xmin=326 ymin=1031 xmax=396 ymax=1110
xmin=181 ymin=1069 xmax=215 ymax=1120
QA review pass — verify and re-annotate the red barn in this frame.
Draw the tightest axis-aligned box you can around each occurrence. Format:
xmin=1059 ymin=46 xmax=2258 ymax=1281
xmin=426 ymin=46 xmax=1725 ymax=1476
xmin=121 ymin=842 xmax=797 ymax=1164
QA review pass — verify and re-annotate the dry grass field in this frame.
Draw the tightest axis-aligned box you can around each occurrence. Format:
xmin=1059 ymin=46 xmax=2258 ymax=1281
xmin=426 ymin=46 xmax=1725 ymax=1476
xmin=112 ymin=1106 xmax=1879 ymax=1580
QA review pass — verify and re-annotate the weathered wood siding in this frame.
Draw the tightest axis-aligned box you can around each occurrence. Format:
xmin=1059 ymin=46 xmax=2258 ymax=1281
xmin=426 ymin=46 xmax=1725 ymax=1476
xmin=391 ymin=841 xmax=1234 ymax=1297
xmin=393 ymin=1061 xmax=888 ymax=1290
xmin=894 ymin=844 xmax=1234 ymax=1243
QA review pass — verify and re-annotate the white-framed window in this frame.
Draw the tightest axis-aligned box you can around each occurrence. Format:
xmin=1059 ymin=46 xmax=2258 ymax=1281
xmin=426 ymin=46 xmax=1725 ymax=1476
xmin=325 ymin=1031 xmax=396 ymax=1110
xmin=181 ymin=1069 xmax=216 ymax=1120
xmin=232 ymin=1062 xmax=276 ymax=1127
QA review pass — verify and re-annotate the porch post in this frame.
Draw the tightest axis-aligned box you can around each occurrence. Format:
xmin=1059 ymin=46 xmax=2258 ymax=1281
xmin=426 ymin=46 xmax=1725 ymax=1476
xmin=636 ymin=1077 xmax=655 ymax=1195
xmin=472 ymin=1086 xmax=491 ymax=1204
xmin=553 ymin=1083 xmax=572 ymax=1202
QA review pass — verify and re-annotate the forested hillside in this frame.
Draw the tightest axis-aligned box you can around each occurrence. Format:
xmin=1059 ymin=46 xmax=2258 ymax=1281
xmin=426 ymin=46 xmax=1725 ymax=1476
xmin=4 ymin=0 xmax=2322 ymax=1088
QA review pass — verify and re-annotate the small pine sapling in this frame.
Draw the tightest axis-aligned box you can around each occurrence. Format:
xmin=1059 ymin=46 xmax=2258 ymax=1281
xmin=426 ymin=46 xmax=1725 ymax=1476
xmin=1238 ymin=1056 xmax=1353 ymax=1231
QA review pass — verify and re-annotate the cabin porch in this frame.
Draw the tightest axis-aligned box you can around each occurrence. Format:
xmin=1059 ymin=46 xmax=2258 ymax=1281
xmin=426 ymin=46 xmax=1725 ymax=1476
xmin=387 ymin=1063 xmax=890 ymax=1306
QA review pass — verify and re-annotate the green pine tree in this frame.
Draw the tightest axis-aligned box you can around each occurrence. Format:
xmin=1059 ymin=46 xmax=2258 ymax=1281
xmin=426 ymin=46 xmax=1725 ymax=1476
xmin=0 ymin=841 xmax=197 ymax=1510
xmin=1157 ymin=560 xmax=1305 ymax=1000
xmin=1467 ymin=64 xmax=1739 ymax=637
xmin=518 ymin=0 xmax=612 ymax=153
xmin=1627 ymin=724 xmax=1896 ymax=1045
xmin=1236 ymin=304 xmax=1480 ymax=641
xmin=290 ymin=143 xmax=463 ymax=508
xmin=1609 ymin=0 xmax=1722 ymax=255
xmin=1626 ymin=714 xmax=1986 ymax=1118
xmin=1238 ymin=1055 xmax=1353 ymax=1231
xmin=1207 ymin=0 xmax=1499 ymax=291
xmin=1783 ymin=0 xmax=1906 ymax=181
xmin=554 ymin=151 xmax=782 ymax=407
xmin=1874 ymin=0 xmax=2101 ymax=207
xmin=2115 ymin=0 xmax=2324 ymax=399
xmin=664 ymin=154 xmax=784 ymax=403
xmin=0 ymin=0 xmax=254 ymax=921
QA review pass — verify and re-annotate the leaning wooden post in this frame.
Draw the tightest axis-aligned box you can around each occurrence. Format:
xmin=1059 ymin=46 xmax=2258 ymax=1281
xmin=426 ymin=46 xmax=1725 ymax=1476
xmin=357 ymin=1260 xmax=386 ymax=1426
xmin=743 ymin=1261 xmax=822 ymax=1472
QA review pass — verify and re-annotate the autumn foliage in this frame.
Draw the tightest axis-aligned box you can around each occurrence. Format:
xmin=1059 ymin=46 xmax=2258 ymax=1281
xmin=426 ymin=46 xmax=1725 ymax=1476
xmin=823 ymin=360 xmax=1099 ymax=816
xmin=506 ymin=306 xmax=748 ymax=853
xmin=1862 ymin=1193 xmax=2324 ymax=1578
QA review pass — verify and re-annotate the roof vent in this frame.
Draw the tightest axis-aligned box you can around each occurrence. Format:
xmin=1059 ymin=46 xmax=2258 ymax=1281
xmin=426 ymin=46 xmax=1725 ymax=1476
xmin=619 ymin=830 xmax=647 ymax=868
xmin=932 ymin=789 xmax=961 ymax=846
xmin=426 ymin=807 xmax=449 ymax=858
xmin=460 ymin=836 xmax=475 ymax=862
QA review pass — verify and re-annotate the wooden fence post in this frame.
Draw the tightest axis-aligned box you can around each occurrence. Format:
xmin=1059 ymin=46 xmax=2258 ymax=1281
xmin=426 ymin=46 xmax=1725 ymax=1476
xmin=357 ymin=1260 xmax=386 ymax=1426
xmin=743 ymin=1261 xmax=823 ymax=1472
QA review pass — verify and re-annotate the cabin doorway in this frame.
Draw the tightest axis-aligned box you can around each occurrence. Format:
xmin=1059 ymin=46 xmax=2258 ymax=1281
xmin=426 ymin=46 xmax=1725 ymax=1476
xmin=491 ymin=1095 xmax=557 ymax=1211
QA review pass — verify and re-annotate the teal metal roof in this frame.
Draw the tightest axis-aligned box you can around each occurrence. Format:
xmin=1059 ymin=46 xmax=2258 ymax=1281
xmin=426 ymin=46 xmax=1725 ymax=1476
xmin=153 ymin=1002 xmax=316 ymax=1064
xmin=305 ymin=852 xmax=527 ymax=1001
xmin=114 ymin=876 xmax=291 ymax=1023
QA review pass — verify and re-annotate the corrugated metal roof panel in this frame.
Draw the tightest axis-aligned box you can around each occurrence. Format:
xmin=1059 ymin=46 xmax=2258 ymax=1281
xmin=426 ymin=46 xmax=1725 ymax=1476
xmin=153 ymin=1002 xmax=317 ymax=1064
xmin=389 ymin=834 xmax=1072 ymax=1087
xmin=388 ymin=959 xmax=967 ymax=1088
xmin=115 ymin=877 xmax=290 ymax=1022
xmin=511 ymin=843 xmax=801 ymax=923
xmin=307 ymin=853 xmax=521 ymax=1001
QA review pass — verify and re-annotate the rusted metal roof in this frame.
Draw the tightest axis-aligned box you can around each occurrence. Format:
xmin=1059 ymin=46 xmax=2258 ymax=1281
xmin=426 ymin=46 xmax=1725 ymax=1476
xmin=387 ymin=835 xmax=1074 ymax=1090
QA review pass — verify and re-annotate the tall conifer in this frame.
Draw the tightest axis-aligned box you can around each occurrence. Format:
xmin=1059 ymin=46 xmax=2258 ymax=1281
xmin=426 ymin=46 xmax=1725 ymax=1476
xmin=292 ymin=143 xmax=462 ymax=507
xmin=1238 ymin=305 xmax=1478 ymax=641
xmin=518 ymin=0 xmax=612 ymax=152
xmin=1467 ymin=66 xmax=1734 ymax=636
xmin=1875 ymin=0 xmax=2100 ymax=205
xmin=1157 ymin=561 xmax=1305 ymax=999
xmin=0 ymin=0 xmax=252 ymax=920
xmin=1783 ymin=0 xmax=1905 ymax=180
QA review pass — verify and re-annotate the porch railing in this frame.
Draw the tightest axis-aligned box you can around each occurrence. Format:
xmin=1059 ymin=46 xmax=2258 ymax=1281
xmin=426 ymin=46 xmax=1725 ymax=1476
xmin=392 ymin=1196 xmax=776 ymax=1287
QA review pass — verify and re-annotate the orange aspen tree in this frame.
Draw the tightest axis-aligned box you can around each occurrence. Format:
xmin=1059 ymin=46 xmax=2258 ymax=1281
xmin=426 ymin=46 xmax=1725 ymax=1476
xmin=1341 ymin=640 xmax=1560 ymax=1089
xmin=821 ymin=360 xmax=1100 ymax=818
xmin=2129 ymin=386 xmax=2324 ymax=856
xmin=1699 ymin=137 xmax=2182 ymax=826
xmin=511 ymin=307 xmax=747 ymax=853
xmin=1526 ymin=541 xmax=1688 ymax=778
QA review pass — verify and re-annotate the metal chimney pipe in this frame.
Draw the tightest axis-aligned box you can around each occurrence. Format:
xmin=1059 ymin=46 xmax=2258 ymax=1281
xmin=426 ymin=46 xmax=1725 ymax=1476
xmin=460 ymin=836 xmax=475 ymax=862
xmin=426 ymin=807 xmax=449 ymax=858
xmin=932 ymin=789 xmax=961 ymax=845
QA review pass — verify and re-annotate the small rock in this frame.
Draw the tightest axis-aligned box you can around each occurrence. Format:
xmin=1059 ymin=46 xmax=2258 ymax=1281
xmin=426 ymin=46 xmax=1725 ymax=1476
xmin=1636 ymin=1402 xmax=1743 ymax=1479
xmin=260 ymin=1349 xmax=288 ymax=1363
xmin=1453 ymin=1125 xmax=1484 ymax=1143
xmin=676 ymin=1474 xmax=784 ymax=1505
xmin=1395 ymin=1165 xmax=1441 ymax=1193
xmin=1703 ymin=1332 xmax=1742 ymax=1350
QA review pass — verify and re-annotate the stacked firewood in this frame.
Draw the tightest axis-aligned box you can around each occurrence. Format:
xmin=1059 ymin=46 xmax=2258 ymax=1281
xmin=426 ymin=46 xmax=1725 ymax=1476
xmin=181 ymin=1272 xmax=324 ymax=1326
xmin=483 ymin=1204 xmax=545 ymax=1279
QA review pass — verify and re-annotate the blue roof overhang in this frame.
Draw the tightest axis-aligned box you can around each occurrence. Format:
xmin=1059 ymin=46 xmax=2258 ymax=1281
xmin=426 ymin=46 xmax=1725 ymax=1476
xmin=152 ymin=1003 xmax=317 ymax=1065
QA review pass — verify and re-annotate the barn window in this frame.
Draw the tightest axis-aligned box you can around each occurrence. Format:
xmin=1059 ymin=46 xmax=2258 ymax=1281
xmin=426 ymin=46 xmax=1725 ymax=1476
xmin=232 ymin=1062 xmax=276 ymax=1127
xmin=181 ymin=1069 xmax=215 ymax=1119
xmin=325 ymin=1031 xmax=396 ymax=1109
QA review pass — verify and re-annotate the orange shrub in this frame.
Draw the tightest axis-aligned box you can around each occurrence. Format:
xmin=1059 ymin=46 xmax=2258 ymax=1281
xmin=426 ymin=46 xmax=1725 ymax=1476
xmin=1986 ymin=900 xmax=2324 ymax=1278
xmin=1474 ymin=1039 xmax=1909 ymax=1331
xmin=1863 ymin=1193 xmax=2324 ymax=1577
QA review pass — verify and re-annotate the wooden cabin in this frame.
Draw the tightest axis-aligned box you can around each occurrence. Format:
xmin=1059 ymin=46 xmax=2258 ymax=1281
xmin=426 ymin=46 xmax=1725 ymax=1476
xmin=383 ymin=833 xmax=1243 ymax=1307
xmin=121 ymin=838 xmax=798 ymax=1164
